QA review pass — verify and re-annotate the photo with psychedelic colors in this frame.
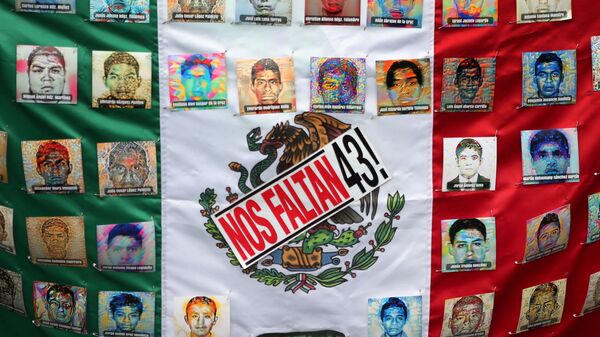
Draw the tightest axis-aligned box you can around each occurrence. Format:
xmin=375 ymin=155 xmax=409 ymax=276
xmin=97 ymin=221 xmax=156 ymax=272
xmin=310 ymin=57 xmax=366 ymax=114
xmin=443 ymin=0 xmax=497 ymax=27
xmin=33 ymin=281 xmax=87 ymax=334
xmin=169 ymin=53 xmax=227 ymax=110
xmin=16 ymin=45 xmax=77 ymax=104
xmin=441 ymin=217 xmax=496 ymax=273
xmin=367 ymin=0 xmax=423 ymax=28
xmin=522 ymin=204 xmax=570 ymax=262
xmin=367 ymin=296 xmax=422 ymax=337
xmin=520 ymin=128 xmax=579 ymax=185
xmin=376 ymin=58 xmax=431 ymax=115
xmin=440 ymin=292 xmax=494 ymax=337
xmin=522 ymin=50 xmax=576 ymax=107
xmin=21 ymin=139 xmax=84 ymax=194
xmin=98 ymin=291 xmax=155 ymax=336
xmin=441 ymin=57 xmax=496 ymax=112
xmin=90 ymin=0 xmax=150 ymax=23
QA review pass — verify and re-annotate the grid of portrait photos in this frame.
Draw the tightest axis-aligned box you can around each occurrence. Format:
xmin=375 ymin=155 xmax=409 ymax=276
xmin=16 ymin=45 xmax=77 ymax=105
xmin=441 ymin=57 xmax=496 ymax=112
xmin=33 ymin=281 xmax=87 ymax=334
xmin=441 ymin=217 xmax=496 ymax=273
xmin=98 ymin=291 xmax=155 ymax=336
xmin=172 ymin=295 xmax=230 ymax=337
xmin=92 ymin=51 xmax=152 ymax=109
xmin=520 ymin=128 xmax=579 ymax=185
xmin=440 ymin=292 xmax=495 ymax=337
xmin=367 ymin=296 xmax=422 ymax=337
xmin=516 ymin=279 xmax=567 ymax=333
xmin=97 ymin=221 xmax=156 ymax=272
xmin=21 ymin=139 xmax=85 ymax=194
xmin=26 ymin=216 xmax=88 ymax=268
xmin=442 ymin=137 xmax=497 ymax=192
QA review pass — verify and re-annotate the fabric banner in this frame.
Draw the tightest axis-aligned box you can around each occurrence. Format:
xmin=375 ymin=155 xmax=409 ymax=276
xmin=159 ymin=1 xmax=434 ymax=336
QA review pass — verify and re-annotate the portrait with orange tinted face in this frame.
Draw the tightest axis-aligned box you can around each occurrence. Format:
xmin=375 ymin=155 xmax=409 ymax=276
xmin=376 ymin=59 xmax=431 ymax=115
xmin=441 ymin=293 xmax=494 ymax=337
xmin=516 ymin=279 xmax=566 ymax=333
xmin=237 ymin=57 xmax=296 ymax=115
xmin=26 ymin=216 xmax=87 ymax=267
xmin=305 ymin=0 xmax=360 ymax=26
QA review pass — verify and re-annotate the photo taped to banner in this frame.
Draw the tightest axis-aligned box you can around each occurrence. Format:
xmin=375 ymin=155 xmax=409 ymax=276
xmin=441 ymin=58 xmax=496 ymax=112
xmin=21 ymin=138 xmax=84 ymax=194
xmin=581 ymin=271 xmax=600 ymax=315
xmin=0 ymin=206 xmax=15 ymax=254
xmin=376 ymin=58 xmax=431 ymax=115
xmin=26 ymin=216 xmax=88 ymax=267
xmin=310 ymin=57 xmax=366 ymax=114
xmin=367 ymin=296 xmax=422 ymax=337
xmin=97 ymin=141 xmax=158 ymax=197
xmin=90 ymin=0 xmax=150 ymax=23
xmin=98 ymin=291 xmax=155 ymax=336
xmin=97 ymin=221 xmax=156 ymax=272
xmin=441 ymin=217 xmax=496 ymax=273
xmin=592 ymin=36 xmax=600 ymax=91
xmin=33 ymin=281 xmax=87 ymax=334
xmin=305 ymin=0 xmax=360 ymax=26
xmin=520 ymin=128 xmax=579 ymax=185
xmin=15 ymin=0 xmax=75 ymax=13
xmin=522 ymin=50 xmax=576 ymax=107
xmin=167 ymin=0 xmax=225 ymax=22
xmin=173 ymin=295 xmax=230 ymax=337
xmin=367 ymin=0 xmax=423 ymax=28
xmin=236 ymin=56 xmax=296 ymax=115
xmin=440 ymin=292 xmax=494 ymax=337
xmin=0 ymin=267 xmax=26 ymax=315
xmin=92 ymin=51 xmax=152 ymax=109
xmin=442 ymin=0 xmax=497 ymax=27
xmin=522 ymin=204 xmax=570 ymax=263
xmin=169 ymin=53 xmax=227 ymax=110
xmin=516 ymin=0 xmax=572 ymax=23
xmin=587 ymin=192 xmax=600 ymax=243
xmin=16 ymin=45 xmax=77 ymax=105
xmin=516 ymin=279 xmax=566 ymax=333
xmin=235 ymin=0 xmax=292 ymax=25
xmin=442 ymin=137 xmax=496 ymax=192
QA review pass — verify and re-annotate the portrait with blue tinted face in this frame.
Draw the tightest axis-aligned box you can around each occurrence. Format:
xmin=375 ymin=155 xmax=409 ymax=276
xmin=310 ymin=57 xmax=366 ymax=114
xmin=521 ymin=128 xmax=579 ymax=185
xmin=90 ymin=0 xmax=150 ymax=23
xmin=522 ymin=50 xmax=576 ymax=107
xmin=99 ymin=291 xmax=155 ymax=336
xmin=441 ymin=217 xmax=496 ymax=273
xmin=367 ymin=0 xmax=423 ymax=27
xmin=368 ymin=296 xmax=422 ymax=337
xmin=168 ymin=53 xmax=227 ymax=110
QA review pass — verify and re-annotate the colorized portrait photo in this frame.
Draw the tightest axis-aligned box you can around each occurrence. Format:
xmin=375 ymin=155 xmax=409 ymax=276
xmin=97 ymin=221 xmax=156 ymax=272
xmin=516 ymin=279 xmax=566 ymax=333
xmin=368 ymin=296 xmax=422 ymax=337
xmin=367 ymin=0 xmax=424 ymax=28
xmin=441 ymin=57 xmax=496 ymax=112
xmin=16 ymin=45 xmax=77 ymax=105
xmin=310 ymin=57 xmax=366 ymax=114
xmin=521 ymin=128 xmax=579 ymax=185
xmin=376 ymin=58 xmax=431 ymax=115
xmin=522 ymin=50 xmax=576 ymax=107
xmin=99 ymin=291 xmax=155 ymax=336
xmin=21 ymin=139 xmax=84 ymax=194
xmin=92 ymin=51 xmax=152 ymax=109
xmin=440 ymin=292 xmax=494 ymax=337
xmin=97 ymin=141 xmax=158 ymax=197
xmin=173 ymin=295 xmax=230 ymax=337
xmin=236 ymin=56 xmax=296 ymax=114
xmin=522 ymin=205 xmax=570 ymax=262
xmin=33 ymin=281 xmax=87 ymax=334
xmin=441 ymin=217 xmax=496 ymax=273
xmin=26 ymin=216 xmax=88 ymax=267
xmin=168 ymin=53 xmax=227 ymax=110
